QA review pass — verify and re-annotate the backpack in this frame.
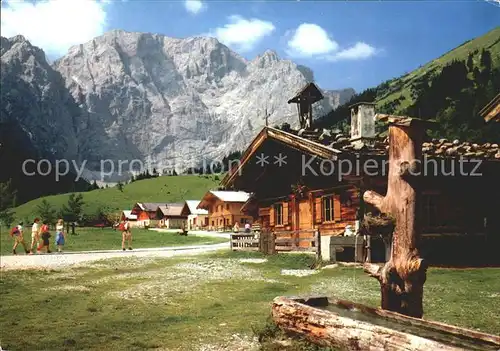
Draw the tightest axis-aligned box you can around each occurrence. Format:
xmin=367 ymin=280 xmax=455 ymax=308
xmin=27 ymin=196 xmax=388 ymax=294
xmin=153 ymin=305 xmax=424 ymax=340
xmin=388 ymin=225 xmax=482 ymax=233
xmin=41 ymin=224 xmax=49 ymax=233
xmin=118 ymin=222 xmax=125 ymax=231
xmin=10 ymin=227 xmax=20 ymax=236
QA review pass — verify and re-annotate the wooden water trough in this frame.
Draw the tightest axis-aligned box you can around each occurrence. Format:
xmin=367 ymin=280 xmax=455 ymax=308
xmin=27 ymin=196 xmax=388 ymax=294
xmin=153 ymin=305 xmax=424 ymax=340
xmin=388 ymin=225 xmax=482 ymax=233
xmin=272 ymin=296 xmax=500 ymax=351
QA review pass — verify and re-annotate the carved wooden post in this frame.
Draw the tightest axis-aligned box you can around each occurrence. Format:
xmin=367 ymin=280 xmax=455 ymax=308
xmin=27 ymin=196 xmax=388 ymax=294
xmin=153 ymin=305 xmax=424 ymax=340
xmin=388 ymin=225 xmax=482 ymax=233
xmin=363 ymin=114 xmax=435 ymax=318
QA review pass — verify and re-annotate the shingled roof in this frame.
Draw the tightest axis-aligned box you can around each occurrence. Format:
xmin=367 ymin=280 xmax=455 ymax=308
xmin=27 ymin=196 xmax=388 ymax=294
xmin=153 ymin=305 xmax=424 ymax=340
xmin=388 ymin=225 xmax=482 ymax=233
xmin=287 ymin=82 xmax=323 ymax=104
xmin=288 ymin=127 xmax=500 ymax=160
xmin=157 ymin=203 xmax=186 ymax=217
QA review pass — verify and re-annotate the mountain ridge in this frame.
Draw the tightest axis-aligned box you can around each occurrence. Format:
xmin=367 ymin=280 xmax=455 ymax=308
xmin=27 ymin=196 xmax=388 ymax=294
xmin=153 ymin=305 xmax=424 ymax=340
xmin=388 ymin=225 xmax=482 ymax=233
xmin=1 ymin=30 xmax=354 ymax=182
xmin=51 ymin=29 xmax=351 ymax=174
xmin=317 ymin=27 xmax=500 ymax=142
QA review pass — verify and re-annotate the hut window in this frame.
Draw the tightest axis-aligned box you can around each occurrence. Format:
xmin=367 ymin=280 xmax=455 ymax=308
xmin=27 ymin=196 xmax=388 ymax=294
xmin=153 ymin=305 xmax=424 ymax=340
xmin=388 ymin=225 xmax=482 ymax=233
xmin=226 ymin=204 xmax=230 ymax=210
xmin=274 ymin=204 xmax=284 ymax=225
xmin=423 ymin=194 xmax=439 ymax=227
xmin=322 ymin=195 xmax=334 ymax=222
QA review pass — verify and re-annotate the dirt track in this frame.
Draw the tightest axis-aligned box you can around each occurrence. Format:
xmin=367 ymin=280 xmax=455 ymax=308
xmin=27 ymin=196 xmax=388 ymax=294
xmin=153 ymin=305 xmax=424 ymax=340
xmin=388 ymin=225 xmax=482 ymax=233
xmin=0 ymin=242 xmax=229 ymax=270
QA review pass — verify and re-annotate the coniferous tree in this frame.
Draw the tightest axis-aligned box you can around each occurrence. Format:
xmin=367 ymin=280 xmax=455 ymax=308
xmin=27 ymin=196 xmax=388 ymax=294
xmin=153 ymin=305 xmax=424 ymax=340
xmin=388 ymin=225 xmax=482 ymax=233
xmin=0 ymin=180 xmax=17 ymax=228
xmin=91 ymin=180 xmax=100 ymax=190
xmin=60 ymin=193 xmax=85 ymax=224
xmin=36 ymin=199 xmax=57 ymax=226
xmin=466 ymin=53 xmax=474 ymax=72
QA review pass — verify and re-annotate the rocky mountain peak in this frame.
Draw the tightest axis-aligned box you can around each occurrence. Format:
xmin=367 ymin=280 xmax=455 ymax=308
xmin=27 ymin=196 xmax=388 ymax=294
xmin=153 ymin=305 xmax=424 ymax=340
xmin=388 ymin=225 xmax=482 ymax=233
xmin=1 ymin=35 xmax=80 ymax=161
xmin=1 ymin=35 xmax=47 ymax=65
xmin=2 ymin=30 xmax=355 ymax=179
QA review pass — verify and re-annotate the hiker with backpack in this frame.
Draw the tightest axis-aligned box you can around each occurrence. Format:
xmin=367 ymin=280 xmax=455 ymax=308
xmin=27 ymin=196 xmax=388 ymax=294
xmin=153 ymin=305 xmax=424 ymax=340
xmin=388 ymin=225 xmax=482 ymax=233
xmin=10 ymin=222 xmax=30 ymax=255
xmin=120 ymin=219 xmax=133 ymax=251
xmin=38 ymin=221 xmax=52 ymax=253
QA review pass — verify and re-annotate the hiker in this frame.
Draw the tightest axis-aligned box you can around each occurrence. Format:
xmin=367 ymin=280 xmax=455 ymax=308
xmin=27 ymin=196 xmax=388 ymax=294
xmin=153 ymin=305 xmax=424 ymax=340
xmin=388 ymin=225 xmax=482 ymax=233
xmin=10 ymin=222 xmax=29 ymax=255
xmin=55 ymin=219 xmax=66 ymax=253
xmin=233 ymin=222 xmax=240 ymax=233
xmin=120 ymin=219 xmax=132 ymax=251
xmin=39 ymin=221 xmax=51 ymax=253
xmin=30 ymin=218 xmax=41 ymax=254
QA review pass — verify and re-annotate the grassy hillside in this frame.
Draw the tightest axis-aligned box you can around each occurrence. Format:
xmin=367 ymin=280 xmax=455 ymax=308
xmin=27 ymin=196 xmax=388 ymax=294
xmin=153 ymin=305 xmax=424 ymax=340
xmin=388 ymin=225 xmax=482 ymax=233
xmin=376 ymin=26 xmax=500 ymax=112
xmin=12 ymin=175 xmax=221 ymax=223
xmin=317 ymin=26 xmax=500 ymax=142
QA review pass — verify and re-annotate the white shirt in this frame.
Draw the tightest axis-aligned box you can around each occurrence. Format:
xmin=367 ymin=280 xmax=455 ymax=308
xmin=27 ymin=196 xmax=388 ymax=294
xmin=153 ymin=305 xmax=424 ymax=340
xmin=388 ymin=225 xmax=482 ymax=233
xmin=16 ymin=225 xmax=23 ymax=234
xmin=56 ymin=224 xmax=64 ymax=232
xmin=32 ymin=223 xmax=39 ymax=234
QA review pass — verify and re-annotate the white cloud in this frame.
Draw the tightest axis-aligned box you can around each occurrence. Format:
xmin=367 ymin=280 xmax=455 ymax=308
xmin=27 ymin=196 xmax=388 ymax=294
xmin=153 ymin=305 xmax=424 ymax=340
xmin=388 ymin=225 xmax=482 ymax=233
xmin=328 ymin=42 xmax=377 ymax=61
xmin=208 ymin=15 xmax=275 ymax=52
xmin=286 ymin=23 xmax=378 ymax=61
xmin=286 ymin=23 xmax=338 ymax=57
xmin=1 ymin=0 xmax=108 ymax=57
xmin=184 ymin=0 xmax=206 ymax=15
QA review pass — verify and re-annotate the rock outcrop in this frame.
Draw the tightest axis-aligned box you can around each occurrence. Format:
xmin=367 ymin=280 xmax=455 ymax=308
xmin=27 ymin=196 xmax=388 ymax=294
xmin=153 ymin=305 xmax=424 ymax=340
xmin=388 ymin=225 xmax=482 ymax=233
xmin=1 ymin=35 xmax=80 ymax=161
xmin=53 ymin=30 xmax=353 ymax=174
xmin=2 ymin=31 xmax=355 ymax=178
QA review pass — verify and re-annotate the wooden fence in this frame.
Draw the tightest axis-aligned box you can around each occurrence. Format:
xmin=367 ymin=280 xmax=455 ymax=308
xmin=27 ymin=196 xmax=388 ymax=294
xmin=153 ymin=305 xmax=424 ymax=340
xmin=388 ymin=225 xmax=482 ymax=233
xmin=230 ymin=229 xmax=321 ymax=259
xmin=230 ymin=233 xmax=260 ymax=251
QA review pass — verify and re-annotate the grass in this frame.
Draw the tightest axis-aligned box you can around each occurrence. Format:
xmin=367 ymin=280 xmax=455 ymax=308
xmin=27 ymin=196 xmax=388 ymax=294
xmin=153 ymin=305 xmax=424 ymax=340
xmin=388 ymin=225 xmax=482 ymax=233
xmin=0 ymin=227 xmax=227 ymax=255
xmin=1 ymin=250 xmax=499 ymax=350
xmin=12 ymin=174 xmax=221 ymax=224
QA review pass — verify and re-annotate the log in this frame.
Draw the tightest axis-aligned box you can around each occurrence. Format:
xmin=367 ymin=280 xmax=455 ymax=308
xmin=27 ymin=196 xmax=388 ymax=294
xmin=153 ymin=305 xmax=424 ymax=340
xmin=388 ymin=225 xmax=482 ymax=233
xmin=272 ymin=296 xmax=465 ymax=351
xmin=329 ymin=298 xmax=500 ymax=349
xmin=362 ymin=116 xmax=433 ymax=318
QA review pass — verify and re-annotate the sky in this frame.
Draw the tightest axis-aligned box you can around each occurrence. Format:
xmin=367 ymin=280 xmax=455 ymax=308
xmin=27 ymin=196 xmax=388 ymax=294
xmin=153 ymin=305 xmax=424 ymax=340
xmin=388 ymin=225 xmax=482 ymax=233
xmin=1 ymin=0 xmax=499 ymax=92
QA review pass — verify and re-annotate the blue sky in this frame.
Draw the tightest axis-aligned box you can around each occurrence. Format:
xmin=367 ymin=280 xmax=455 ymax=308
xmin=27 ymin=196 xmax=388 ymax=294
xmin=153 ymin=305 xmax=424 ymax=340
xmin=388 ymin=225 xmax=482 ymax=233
xmin=1 ymin=0 xmax=499 ymax=92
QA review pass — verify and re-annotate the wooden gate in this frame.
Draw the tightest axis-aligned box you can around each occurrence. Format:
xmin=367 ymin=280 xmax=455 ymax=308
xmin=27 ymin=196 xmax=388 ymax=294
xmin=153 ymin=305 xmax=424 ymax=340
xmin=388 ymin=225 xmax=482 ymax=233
xmin=259 ymin=229 xmax=321 ymax=260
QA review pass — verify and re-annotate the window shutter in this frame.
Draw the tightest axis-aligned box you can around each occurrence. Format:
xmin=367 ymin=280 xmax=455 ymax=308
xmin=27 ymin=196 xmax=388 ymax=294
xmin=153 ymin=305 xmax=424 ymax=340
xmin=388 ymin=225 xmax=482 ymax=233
xmin=314 ymin=197 xmax=322 ymax=224
xmin=269 ymin=205 xmax=275 ymax=227
xmin=283 ymin=202 xmax=289 ymax=225
xmin=334 ymin=194 xmax=342 ymax=222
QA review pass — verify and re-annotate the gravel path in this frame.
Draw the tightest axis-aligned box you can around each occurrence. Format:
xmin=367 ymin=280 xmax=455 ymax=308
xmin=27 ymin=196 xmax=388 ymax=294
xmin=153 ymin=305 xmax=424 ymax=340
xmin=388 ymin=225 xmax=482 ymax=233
xmin=0 ymin=242 xmax=229 ymax=270
xmin=149 ymin=228 xmax=231 ymax=239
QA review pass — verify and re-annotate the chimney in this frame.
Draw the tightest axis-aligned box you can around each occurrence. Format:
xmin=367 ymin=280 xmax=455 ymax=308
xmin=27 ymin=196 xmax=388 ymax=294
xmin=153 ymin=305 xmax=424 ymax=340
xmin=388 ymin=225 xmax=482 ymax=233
xmin=350 ymin=102 xmax=376 ymax=145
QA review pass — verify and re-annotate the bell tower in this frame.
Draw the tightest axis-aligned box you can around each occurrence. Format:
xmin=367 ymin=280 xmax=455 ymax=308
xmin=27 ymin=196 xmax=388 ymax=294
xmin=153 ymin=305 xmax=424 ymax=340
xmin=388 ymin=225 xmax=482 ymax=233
xmin=287 ymin=82 xmax=324 ymax=130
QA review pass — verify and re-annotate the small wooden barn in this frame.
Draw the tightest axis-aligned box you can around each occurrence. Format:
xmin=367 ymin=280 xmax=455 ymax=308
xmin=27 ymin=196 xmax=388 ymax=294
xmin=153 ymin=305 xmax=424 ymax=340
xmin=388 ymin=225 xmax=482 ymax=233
xmin=221 ymin=84 xmax=500 ymax=264
xmin=156 ymin=203 xmax=188 ymax=229
xmin=197 ymin=191 xmax=253 ymax=231
xmin=120 ymin=210 xmax=138 ymax=227
xmin=183 ymin=200 xmax=209 ymax=230
xmin=131 ymin=202 xmax=165 ymax=228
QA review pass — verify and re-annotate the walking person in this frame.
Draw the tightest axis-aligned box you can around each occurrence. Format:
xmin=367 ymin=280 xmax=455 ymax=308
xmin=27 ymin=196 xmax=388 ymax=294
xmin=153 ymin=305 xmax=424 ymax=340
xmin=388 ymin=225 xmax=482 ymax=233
xmin=121 ymin=219 xmax=132 ymax=251
xmin=55 ymin=219 xmax=66 ymax=253
xmin=10 ymin=222 xmax=30 ymax=255
xmin=39 ymin=221 xmax=52 ymax=253
xmin=30 ymin=218 xmax=41 ymax=254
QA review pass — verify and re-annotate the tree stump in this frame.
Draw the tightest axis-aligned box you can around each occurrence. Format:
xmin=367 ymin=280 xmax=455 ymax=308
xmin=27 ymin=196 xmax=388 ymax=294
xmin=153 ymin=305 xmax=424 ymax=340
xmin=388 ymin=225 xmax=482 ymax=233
xmin=363 ymin=114 xmax=435 ymax=318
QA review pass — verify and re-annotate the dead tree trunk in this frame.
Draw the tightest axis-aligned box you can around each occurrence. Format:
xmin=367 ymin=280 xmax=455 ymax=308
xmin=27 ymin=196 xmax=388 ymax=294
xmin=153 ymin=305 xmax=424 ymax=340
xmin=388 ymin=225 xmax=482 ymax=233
xmin=363 ymin=115 xmax=434 ymax=318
